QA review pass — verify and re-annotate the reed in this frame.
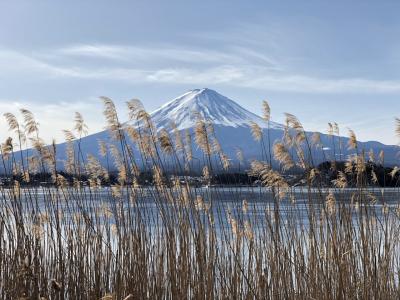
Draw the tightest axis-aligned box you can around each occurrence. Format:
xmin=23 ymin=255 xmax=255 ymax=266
xmin=0 ymin=99 xmax=399 ymax=299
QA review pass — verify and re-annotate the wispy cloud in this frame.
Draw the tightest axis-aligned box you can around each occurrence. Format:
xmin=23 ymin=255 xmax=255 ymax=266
xmin=59 ymin=44 xmax=261 ymax=65
xmin=0 ymin=98 xmax=104 ymax=144
xmin=59 ymin=45 xmax=128 ymax=60
xmin=2 ymin=45 xmax=400 ymax=94
xmin=0 ymin=49 xmax=76 ymax=78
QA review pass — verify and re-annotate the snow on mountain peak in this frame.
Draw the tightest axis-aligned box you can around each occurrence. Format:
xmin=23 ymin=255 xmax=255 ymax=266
xmin=150 ymin=88 xmax=283 ymax=130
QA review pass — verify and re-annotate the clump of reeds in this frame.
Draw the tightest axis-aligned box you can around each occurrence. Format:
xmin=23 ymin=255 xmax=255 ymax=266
xmin=0 ymin=99 xmax=399 ymax=299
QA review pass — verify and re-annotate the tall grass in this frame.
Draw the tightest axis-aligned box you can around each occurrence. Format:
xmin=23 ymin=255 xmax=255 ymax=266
xmin=0 ymin=99 xmax=400 ymax=299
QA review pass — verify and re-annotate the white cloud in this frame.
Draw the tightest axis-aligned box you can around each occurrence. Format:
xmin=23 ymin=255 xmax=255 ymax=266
xmin=0 ymin=99 xmax=105 ymax=145
xmin=59 ymin=45 xmax=128 ymax=60
xmin=146 ymin=66 xmax=245 ymax=84
xmin=240 ymin=74 xmax=400 ymax=93
xmin=59 ymin=44 xmax=260 ymax=65
xmin=2 ymin=45 xmax=400 ymax=95
xmin=0 ymin=49 xmax=80 ymax=78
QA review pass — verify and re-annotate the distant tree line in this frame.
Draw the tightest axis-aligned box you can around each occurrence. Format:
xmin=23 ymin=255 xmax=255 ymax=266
xmin=317 ymin=161 xmax=400 ymax=187
xmin=1 ymin=161 xmax=398 ymax=187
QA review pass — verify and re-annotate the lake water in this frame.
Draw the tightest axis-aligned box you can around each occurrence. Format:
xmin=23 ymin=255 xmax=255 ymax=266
xmin=4 ymin=186 xmax=399 ymax=232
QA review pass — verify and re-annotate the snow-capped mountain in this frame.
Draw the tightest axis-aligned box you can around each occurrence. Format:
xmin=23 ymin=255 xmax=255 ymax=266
xmin=151 ymin=88 xmax=283 ymax=130
xmin=122 ymin=88 xmax=399 ymax=166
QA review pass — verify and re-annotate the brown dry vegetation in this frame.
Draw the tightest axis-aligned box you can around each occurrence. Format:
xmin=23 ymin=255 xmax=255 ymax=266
xmin=0 ymin=99 xmax=400 ymax=299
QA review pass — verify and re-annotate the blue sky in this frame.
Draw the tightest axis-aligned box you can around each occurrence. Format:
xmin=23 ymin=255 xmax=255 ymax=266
xmin=1 ymin=0 xmax=400 ymax=144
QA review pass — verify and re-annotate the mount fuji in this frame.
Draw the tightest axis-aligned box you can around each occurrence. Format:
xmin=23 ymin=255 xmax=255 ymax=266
xmin=151 ymin=88 xmax=283 ymax=131
xmin=48 ymin=88 xmax=398 ymax=170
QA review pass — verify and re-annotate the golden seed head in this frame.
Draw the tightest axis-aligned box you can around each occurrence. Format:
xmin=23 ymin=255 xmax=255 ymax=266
xmin=348 ymin=129 xmax=358 ymax=150
xmin=242 ymin=199 xmax=249 ymax=214
xmin=325 ymin=190 xmax=336 ymax=215
xmin=262 ymin=100 xmax=271 ymax=122
xmin=273 ymin=143 xmax=294 ymax=171
xmin=250 ymin=121 xmax=262 ymax=142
